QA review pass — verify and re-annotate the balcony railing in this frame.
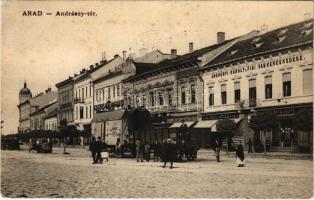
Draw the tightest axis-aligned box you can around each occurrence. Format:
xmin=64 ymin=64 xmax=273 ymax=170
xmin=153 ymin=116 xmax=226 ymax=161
xmin=74 ymin=98 xmax=84 ymax=104
xmin=236 ymin=98 xmax=261 ymax=109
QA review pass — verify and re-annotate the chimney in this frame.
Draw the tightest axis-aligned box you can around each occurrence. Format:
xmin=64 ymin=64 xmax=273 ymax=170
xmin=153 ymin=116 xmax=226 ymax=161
xmin=260 ymin=24 xmax=268 ymax=35
xmin=95 ymin=63 xmax=99 ymax=68
xmin=101 ymin=51 xmax=106 ymax=61
xmin=114 ymin=54 xmax=119 ymax=58
xmin=171 ymin=49 xmax=177 ymax=56
xmin=122 ymin=50 xmax=127 ymax=60
xmin=46 ymin=86 xmax=52 ymax=93
xmin=217 ymin=32 xmax=225 ymax=44
xmin=89 ymin=65 xmax=94 ymax=70
xmin=189 ymin=42 xmax=194 ymax=53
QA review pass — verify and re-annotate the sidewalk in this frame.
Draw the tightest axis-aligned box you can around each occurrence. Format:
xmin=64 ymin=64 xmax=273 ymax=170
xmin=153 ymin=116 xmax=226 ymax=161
xmin=198 ymin=148 xmax=313 ymax=160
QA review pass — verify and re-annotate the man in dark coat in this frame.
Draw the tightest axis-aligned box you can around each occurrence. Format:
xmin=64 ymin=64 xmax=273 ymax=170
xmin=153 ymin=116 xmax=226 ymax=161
xmin=163 ymin=138 xmax=176 ymax=169
xmin=95 ymin=136 xmax=103 ymax=164
xmin=153 ymin=140 xmax=161 ymax=162
xmin=236 ymin=143 xmax=245 ymax=167
xmin=90 ymin=137 xmax=97 ymax=164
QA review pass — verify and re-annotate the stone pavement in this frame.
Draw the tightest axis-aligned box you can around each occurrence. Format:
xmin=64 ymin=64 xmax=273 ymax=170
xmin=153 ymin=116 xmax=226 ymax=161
xmin=1 ymin=148 xmax=313 ymax=198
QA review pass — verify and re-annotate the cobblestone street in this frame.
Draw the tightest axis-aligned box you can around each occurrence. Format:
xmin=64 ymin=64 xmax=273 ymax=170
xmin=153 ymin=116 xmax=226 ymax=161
xmin=1 ymin=148 xmax=313 ymax=198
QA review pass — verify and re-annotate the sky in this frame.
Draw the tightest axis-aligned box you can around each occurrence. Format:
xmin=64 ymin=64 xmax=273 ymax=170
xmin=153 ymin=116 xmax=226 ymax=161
xmin=1 ymin=1 xmax=313 ymax=134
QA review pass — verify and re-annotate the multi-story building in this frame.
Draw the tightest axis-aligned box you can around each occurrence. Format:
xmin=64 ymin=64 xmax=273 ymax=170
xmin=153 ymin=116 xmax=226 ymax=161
xmin=200 ymin=19 xmax=313 ymax=151
xmin=30 ymin=101 xmax=58 ymax=131
xmin=73 ymin=68 xmax=94 ymax=132
xmin=44 ymin=105 xmax=58 ymax=131
xmin=123 ymin=32 xmax=258 ymax=146
xmin=91 ymin=50 xmax=173 ymax=144
xmin=18 ymin=81 xmax=33 ymax=132
xmin=17 ymin=83 xmax=57 ymax=133
xmin=55 ymin=77 xmax=74 ymax=127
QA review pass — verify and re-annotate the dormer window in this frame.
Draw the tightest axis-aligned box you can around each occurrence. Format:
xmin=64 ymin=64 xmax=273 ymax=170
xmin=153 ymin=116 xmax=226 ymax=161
xmin=252 ymin=37 xmax=261 ymax=43
xmin=228 ymin=50 xmax=239 ymax=56
xmin=276 ymin=35 xmax=287 ymax=43
xmin=301 ymin=29 xmax=313 ymax=36
xmin=302 ymin=22 xmax=313 ymax=29
xmin=252 ymin=42 xmax=263 ymax=48
xmin=278 ymin=29 xmax=288 ymax=36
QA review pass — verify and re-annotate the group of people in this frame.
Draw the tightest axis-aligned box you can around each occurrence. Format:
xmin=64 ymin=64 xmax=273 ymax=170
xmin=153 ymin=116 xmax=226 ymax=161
xmin=135 ymin=138 xmax=177 ymax=168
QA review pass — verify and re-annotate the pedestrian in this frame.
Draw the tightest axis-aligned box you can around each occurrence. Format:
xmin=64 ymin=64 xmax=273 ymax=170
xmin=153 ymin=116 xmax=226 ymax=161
xmin=135 ymin=139 xmax=143 ymax=162
xmin=102 ymin=141 xmax=109 ymax=162
xmin=247 ymin=138 xmax=253 ymax=153
xmin=144 ymin=142 xmax=151 ymax=162
xmin=95 ymin=136 xmax=103 ymax=164
xmin=214 ymin=139 xmax=221 ymax=162
xmin=89 ymin=137 xmax=97 ymax=164
xmin=163 ymin=138 xmax=176 ymax=169
xmin=236 ymin=142 xmax=245 ymax=167
xmin=153 ymin=140 xmax=161 ymax=162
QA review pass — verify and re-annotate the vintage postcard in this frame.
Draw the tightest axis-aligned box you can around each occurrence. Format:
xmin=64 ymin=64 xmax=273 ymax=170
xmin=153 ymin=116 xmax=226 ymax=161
xmin=1 ymin=1 xmax=313 ymax=198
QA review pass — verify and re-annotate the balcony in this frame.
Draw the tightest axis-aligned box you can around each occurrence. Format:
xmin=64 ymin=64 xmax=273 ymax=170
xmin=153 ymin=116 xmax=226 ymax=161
xmin=236 ymin=98 xmax=261 ymax=109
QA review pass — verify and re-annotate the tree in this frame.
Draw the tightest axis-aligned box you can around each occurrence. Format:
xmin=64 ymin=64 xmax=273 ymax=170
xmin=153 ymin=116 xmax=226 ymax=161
xmin=295 ymin=109 xmax=313 ymax=132
xmin=249 ymin=112 xmax=277 ymax=154
xmin=216 ymin=119 xmax=237 ymax=154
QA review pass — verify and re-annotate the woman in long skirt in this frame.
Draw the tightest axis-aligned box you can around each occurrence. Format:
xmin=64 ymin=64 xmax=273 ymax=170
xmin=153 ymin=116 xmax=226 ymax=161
xmin=236 ymin=142 xmax=245 ymax=167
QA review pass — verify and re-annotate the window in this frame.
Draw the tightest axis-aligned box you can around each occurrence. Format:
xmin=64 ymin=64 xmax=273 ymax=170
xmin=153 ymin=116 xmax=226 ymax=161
xmin=283 ymin=73 xmax=291 ymax=97
xmin=108 ymin=87 xmax=111 ymax=100
xmin=117 ymin=85 xmax=120 ymax=97
xmin=159 ymin=92 xmax=164 ymax=106
xmin=113 ymin=86 xmax=115 ymax=98
xmin=249 ymin=79 xmax=256 ymax=107
xmin=209 ymin=87 xmax=214 ymax=106
xmin=234 ymin=82 xmax=241 ymax=103
xmin=90 ymin=105 xmax=92 ymax=118
xmin=265 ymin=76 xmax=272 ymax=99
xmin=78 ymin=89 xmax=81 ymax=100
xmin=80 ymin=106 xmax=84 ymax=119
xmin=167 ymin=89 xmax=173 ymax=106
xmin=181 ymin=86 xmax=186 ymax=105
xmin=191 ymin=85 xmax=196 ymax=103
xmin=303 ymin=69 xmax=313 ymax=95
xmin=86 ymin=86 xmax=88 ymax=98
xmin=82 ymin=88 xmax=84 ymax=100
xmin=102 ymin=88 xmax=105 ymax=102
xmin=150 ymin=92 xmax=155 ymax=106
xmin=86 ymin=106 xmax=88 ymax=119
xmin=221 ymin=85 xmax=227 ymax=105
xmin=76 ymin=107 xmax=78 ymax=120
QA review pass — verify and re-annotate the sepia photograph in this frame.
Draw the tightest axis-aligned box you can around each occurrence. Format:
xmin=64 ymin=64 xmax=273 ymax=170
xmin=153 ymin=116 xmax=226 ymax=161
xmin=1 ymin=1 xmax=313 ymax=198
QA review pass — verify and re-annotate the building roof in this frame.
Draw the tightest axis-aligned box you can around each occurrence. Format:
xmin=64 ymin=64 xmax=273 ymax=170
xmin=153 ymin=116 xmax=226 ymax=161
xmin=124 ymin=38 xmax=235 ymax=82
xmin=30 ymin=91 xmax=57 ymax=109
xmin=30 ymin=101 xmax=57 ymax=117
xmin=207 ymin=19 xmax=313 ymax=67
xmin=19 ymin=81 xmax=32 ymax=97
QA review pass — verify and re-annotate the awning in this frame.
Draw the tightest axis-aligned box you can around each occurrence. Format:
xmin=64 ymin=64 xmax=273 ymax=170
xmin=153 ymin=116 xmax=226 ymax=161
xmin=194 ymin=120 xmax=218 ymax=129
xmin=92 ymin=110 xmax=125 ymax=123
xmin=169 ymin=121 xmax=195 ymax=128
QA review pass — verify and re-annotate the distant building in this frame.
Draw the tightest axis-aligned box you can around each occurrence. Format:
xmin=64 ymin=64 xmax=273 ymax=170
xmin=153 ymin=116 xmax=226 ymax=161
xmin=17 ymin=83 xmax=57 ymax=133
xmin=30 ymin=101 xmax=58 ymax=131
